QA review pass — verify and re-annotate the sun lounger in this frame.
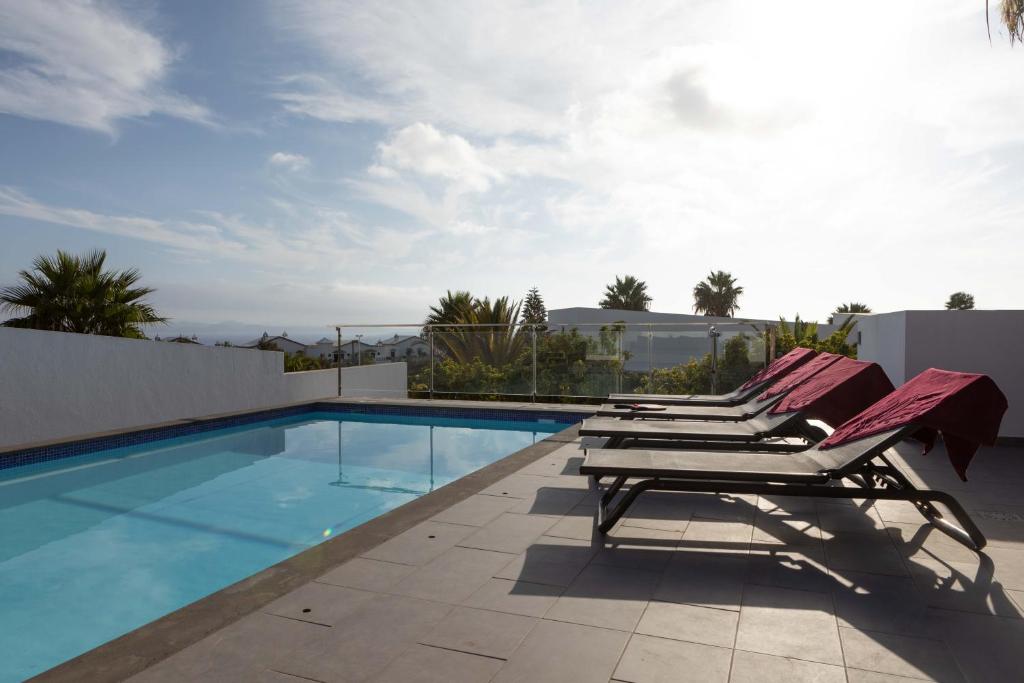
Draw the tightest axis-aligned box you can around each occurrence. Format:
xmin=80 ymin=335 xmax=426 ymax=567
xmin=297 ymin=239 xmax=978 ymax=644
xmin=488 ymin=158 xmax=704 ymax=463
xmin=596 ymin=354 xmax=873 ymax=423
xmin=583 ymin=357 xmax=893 ymax=451
xmin=581 ymin=369 xmax=1009 ymax=551
xmin=608 ymin=347 xmax=817 ymax=406
xmin=580 ymin=413 xmax=814 ymax=449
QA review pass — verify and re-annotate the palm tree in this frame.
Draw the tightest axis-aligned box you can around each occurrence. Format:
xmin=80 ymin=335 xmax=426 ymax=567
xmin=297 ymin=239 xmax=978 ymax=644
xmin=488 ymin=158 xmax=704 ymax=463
xmin=599 ymin=275 xmax=651 ymax=311
xmin=692 ymin=270 xmax=743 ymax=317
xmin=827 ymin=302 xmax=872 ymax=324
xmin=424 ymin=291 xmax=525 ymax=364
xmin=1 ymin=250 xmax=165 ymax=337
xmin=945 ymin=292 xmax=976 ymax=310
xmin=988 ymin=1 xmax=1024 ymax=44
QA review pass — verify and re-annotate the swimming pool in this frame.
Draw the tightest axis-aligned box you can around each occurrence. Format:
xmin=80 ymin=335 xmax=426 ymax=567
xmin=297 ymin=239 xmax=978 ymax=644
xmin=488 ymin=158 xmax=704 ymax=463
xmin=0 ymin=407 xmax=575 ymax=681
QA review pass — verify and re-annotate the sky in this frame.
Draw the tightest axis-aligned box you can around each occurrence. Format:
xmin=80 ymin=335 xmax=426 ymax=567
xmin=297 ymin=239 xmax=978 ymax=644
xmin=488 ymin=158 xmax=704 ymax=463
xmin=1 ymin=0 xmax=1022 ymax=340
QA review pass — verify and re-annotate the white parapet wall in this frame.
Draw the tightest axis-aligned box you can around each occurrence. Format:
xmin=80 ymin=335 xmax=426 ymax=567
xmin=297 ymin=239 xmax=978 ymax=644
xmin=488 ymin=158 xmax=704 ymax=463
xmin=855 ymin=310 xmax=1024 ymax=439
xmin=0 ymin=328 xmax=407 ymax=449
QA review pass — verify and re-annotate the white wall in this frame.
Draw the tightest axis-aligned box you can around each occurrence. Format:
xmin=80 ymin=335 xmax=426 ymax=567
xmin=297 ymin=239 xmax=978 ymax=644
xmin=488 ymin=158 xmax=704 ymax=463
xmin=855 ymin=310 xmax=1024 ymax=438
xmin=0 ymin=328 xmax=407 ymax=449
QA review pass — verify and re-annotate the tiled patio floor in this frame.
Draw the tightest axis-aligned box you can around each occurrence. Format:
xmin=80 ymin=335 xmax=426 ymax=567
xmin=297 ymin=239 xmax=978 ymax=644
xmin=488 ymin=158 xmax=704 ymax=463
xmin=128 ymin=434 xmax=1024 ymax=683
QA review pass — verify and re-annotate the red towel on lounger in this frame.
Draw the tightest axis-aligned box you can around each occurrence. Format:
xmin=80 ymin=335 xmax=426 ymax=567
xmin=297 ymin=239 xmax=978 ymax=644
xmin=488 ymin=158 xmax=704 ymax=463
xmin=769 ymin=357 xmax=895 ymax=428
xmin=819 ymin=369 xmax=1008 ymax=481
xmin=740 ymin=347 xmax=816 ymax=391
xmin=757 ymin=352 xmax=845 ymax=400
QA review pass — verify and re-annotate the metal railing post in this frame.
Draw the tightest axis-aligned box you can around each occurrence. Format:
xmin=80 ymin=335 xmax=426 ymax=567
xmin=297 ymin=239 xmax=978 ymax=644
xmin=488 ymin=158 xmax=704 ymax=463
xmin=616 ymin=327 xmax=623 ymax=394
xmin=428 ymin=326 xmax=434 ymax=399
xmin=647 ymin=323 xmax=653 ymax=391
xmin=531 ymin=325 xmax=537 ymax=402
xmin=709 ymin=325 xmax=720 ymax=395
xmin=336 ymin=326 xmax=342 ymax=397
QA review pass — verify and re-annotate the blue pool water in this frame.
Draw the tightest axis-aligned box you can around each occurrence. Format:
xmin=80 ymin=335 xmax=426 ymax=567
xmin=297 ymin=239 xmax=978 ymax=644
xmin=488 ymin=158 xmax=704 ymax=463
xmin=0 ymin=411 xmax=565 ymax=681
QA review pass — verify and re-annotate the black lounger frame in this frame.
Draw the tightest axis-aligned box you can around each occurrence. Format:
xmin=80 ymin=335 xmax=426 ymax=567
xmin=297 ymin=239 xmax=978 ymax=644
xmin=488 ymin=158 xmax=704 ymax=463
xmin=582 ymin=426 xmax=986 ymax=551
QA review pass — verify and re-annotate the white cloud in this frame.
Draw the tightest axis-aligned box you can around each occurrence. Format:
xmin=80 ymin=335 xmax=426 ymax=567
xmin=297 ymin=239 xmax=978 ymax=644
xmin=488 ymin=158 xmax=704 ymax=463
xmin=0 ymin=186 xmax=424 ymax=271
xmin=269 ymin=0 xmax=1024 ymax=317
xmin=0 ymin=0 xmax=211 ymax=133
xmin=268 ymin=152 xmax=310 ymax=171
xmin=376 ymin=123 xmax=502 ymax=192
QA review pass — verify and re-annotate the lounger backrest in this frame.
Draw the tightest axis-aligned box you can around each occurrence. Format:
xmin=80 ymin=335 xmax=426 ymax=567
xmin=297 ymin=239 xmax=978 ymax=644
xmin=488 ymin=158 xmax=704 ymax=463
xmin=740 ymin=392 xmax=784 ymax=416
xmin=803 ymin=426 xmax=914 ymax=476
xmin=745 ymin=410 xmax=801 ymax=435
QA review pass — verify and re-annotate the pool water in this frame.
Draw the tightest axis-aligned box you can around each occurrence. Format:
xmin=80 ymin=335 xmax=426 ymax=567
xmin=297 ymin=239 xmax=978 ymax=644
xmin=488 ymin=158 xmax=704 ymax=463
xmin=0 ymin=411 xmax=564 ymax=681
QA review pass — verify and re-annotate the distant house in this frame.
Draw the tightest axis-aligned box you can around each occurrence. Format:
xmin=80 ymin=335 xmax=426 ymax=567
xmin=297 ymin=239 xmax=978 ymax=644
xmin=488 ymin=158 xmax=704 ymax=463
xmin=373 ymin=334 xmax=429 ymax=362
xmin=156 ymin=335 xmax=201 ymax=344
xmin=305 ymin=337 xmax=337 ymax=361
xmin=240 ymin=332 xmax=308 ymax=355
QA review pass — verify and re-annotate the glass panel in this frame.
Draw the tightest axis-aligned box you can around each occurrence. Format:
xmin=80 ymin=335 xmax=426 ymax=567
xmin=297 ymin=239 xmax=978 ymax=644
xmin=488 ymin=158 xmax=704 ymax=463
xmin=714 ymin=324 xmax=768 ymax=392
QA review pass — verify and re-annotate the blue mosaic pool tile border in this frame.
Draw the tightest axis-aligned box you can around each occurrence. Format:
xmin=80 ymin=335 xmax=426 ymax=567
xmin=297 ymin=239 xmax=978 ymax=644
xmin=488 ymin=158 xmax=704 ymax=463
xmin=0 ymin=402 xmax=592 ymax=472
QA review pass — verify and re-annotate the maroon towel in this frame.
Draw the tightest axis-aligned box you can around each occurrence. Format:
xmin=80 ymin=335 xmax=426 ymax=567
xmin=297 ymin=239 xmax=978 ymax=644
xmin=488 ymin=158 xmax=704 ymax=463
xmin=758 ymin=352 xmax=845 ymax=400
xmin=740 ymin=347 xmax=817 ymax=390
xmin=820 ymin=368 xmax=1008 ymax=481
xmin=770 ymin=357 xmax=895 ymax=428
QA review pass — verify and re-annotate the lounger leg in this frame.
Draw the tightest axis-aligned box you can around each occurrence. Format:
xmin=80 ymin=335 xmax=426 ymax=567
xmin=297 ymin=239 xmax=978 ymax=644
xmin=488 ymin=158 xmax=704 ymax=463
xmin=600 ymin=475 xmax=628 ymax=507
xmin=597 ymin=478 xmax=658 ymax=533
xmin=857 ymin=458 xmax=986 ymax=551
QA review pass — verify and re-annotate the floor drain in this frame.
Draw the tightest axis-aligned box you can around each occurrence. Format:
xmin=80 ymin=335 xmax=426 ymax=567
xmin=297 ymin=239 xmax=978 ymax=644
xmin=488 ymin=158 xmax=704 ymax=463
xmin=302 ymin=608 xmax=311 ymax=613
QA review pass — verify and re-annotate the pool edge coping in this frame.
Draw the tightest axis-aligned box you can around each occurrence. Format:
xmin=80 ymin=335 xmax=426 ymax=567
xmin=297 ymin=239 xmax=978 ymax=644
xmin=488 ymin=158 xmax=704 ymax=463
xmin=28 ymin=405 xmax=587 ymax=683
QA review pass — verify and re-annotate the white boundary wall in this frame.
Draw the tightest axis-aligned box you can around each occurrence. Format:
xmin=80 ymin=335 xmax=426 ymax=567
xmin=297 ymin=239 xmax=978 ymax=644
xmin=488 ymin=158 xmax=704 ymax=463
xmin=0 ymin=328 xmax=407 ymax=449
xmin=855 ymin=311 xmax=1024 ymax=438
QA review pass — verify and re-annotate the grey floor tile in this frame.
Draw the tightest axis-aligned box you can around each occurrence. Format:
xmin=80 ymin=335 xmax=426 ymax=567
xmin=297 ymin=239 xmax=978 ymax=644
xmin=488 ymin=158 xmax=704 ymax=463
xmin=545 ymin=511 xmax=601 ymax=540
xmin=823 ymin=533 xmax=908 ymax=577
xmin=690 ymin=492 xmax=758 ymax=523
xmin=885 ymin=521 xmax=981 ymax=565
xmin=419 ymin=605 xmax=537 ymax=659
xmin=479 ymin=474 xmax=555 ymax=499
xmin=271 ymin=593 xmax=453 ymax=682
xmin=653 ymin=552 xmax=749 ymax=611
xmin=636 ymin=600 xmax=738 ymax=648
xmin=462 ymin=577 xmax=563 ymax=617
xmin=746 ymin=548 xmax=836 ymax=593
xmin=679 ymin=518 xmax=753 ymax=554
xmin=590 ymin=525 xmax=682 ymax=571
xmin=262 ymin=582 xmax=377 ymax=626
xmin=496 ymin=535 xmax=597 ymax=587
xmin=458 ymin=512 xmax=558 ymax=554
xmin=515 ymin=448 xmax=583 ymax=477
xmin=735 ymin=584 xmax=843 ymax=665
xmin=317 ymin=557 xmax=418 ymax=593
xmin=363 ymin=520 xmax=478 ymax=566
xmin=613 ymin=634 xmax=731 ymax=683
xmin=829 ymin=570 xmax=933 ymax=637
xmin=816 ymin=504 xmax=887 ymax=534
xmin=371 ymin=644 xmax=503 ymax=682
xmin=620 ymin=495 xmax=693 ymax=533
xmin=752 ymin=511 xmax=823 ymax=547
xmin=546 ymin=563 xmax=660 ymax=631
xmin=926 ymin=607 xmax=1024 ymax=682
xmin=757 ymin=494 xmax=819 ymax=515
xmin=491 ymin=619 xmax=629 ymax=683
xmin=839 ymin=627 xmax=964 ymax=682
xmin=728 ymin=649 xmax=846 ymax=683
xmin=906 ymin=555 xmax=1022 ymax=617
xmin=430 ymin=494 xmax=518 ymax=527
xmin=391 ymin=546 xmax=516 ymax=603
xmin=508 ymin=486 xmax=588 ymax=516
